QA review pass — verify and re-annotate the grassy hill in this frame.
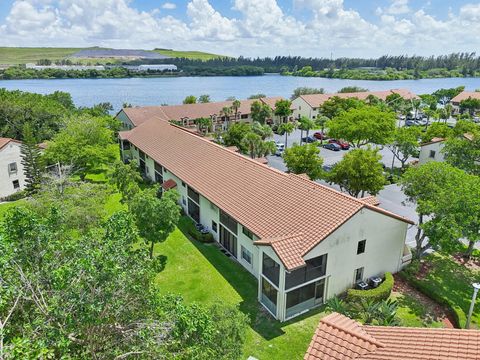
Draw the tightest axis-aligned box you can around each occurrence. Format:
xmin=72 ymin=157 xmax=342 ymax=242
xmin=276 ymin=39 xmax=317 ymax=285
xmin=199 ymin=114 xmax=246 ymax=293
xmin=154 ymin=49 xmax=226 ymax=60
xmin=0 ymin=47 xmax=226 ymax=65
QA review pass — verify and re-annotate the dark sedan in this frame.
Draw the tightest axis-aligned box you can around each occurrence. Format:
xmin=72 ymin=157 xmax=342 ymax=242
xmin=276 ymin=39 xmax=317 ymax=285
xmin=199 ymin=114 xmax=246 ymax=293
xmin=328 ymin=139 xmax=350 ymax=150
xmin=302 ymin=136 xmax=317 ymax=143
xmin=323 ymin=143 xmax=341 ymax=151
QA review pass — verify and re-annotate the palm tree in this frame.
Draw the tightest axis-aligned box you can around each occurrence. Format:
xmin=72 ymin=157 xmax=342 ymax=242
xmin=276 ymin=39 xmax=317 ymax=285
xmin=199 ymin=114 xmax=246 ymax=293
xmin=252 ymin=121 xmax=273 ymax=140
xmin=196 ymin=117 xmax=212 ymax=134
xmin=255 ymin=140 xmax=277 ymax=158
xmin=444 ymin=104 xmax=453 ymax=124
xmin=221 ymin=106 xmax=233 ymax=129
xmin=232 ymin=99 xmax=241 ymax=121
xmin=316 ymin=116 xmax=329 ymax=138
xmin=241 ymin=132 xmax=262 ymax=158
xmin=278 ymin=122 xmax=295 ymax=148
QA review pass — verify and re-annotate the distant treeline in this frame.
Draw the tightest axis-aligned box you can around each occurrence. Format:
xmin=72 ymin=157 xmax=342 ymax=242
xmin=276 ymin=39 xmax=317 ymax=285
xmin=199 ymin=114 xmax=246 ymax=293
xmin=0 ymin=65 xmax=264 ymax=80
xmin=150 ymin=52 xmax=480 ymax=73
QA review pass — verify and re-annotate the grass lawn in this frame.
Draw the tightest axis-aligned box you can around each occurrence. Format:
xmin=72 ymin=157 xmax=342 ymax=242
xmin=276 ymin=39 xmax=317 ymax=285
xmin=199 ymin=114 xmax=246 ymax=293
xmin=392 ymin=292 xmax=445 ymax=328
xmin=402 ymin=253 xmax=480 ymax=329
xmin=0 ymin=47 xmax=81 ymax=64
xmin=155 ymin=217 xmax=323 ymax=360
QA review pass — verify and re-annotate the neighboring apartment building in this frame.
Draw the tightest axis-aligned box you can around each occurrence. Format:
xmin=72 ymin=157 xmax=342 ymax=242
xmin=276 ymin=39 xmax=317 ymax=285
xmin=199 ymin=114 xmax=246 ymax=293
xmin=419 ymin=133 xmax=474 ymax=165
xmin=119 ymin=118 xmax=413 ymax=322
xmin=451 ymin=91 xmax=480 ymax=114
xmin=292 ymin=89 xmax=418 ymax=120
xmin=0 ymin=138 xmax=25 ymax=198
xmin=115 ymin=97 xmax=293 ymax=131
xmin=305 ymin=312 xmax=480 ymax=360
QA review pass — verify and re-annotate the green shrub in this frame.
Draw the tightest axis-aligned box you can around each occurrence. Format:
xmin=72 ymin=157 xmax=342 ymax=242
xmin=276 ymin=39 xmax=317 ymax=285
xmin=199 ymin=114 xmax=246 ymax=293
xmin=1 ymin=190 xmax=28 ymax=202
xmin=347 ymin=272 xmax=394 ymax=303
xmin=183 ymin=218 xmax=214 ymax=243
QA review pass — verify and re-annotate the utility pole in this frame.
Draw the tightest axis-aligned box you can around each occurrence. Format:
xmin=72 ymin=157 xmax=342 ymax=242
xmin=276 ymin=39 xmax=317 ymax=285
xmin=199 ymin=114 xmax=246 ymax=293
xmin=466 ymin=283 xmax=480 ymax=329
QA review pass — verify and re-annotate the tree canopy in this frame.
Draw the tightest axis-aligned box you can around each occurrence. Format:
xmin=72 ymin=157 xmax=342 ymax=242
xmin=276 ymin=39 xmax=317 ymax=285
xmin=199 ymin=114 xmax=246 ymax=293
xmin=327 ymin=106 xmax=396 ymax=147
xmin=283 ymin=143 xmax=324 ymax=180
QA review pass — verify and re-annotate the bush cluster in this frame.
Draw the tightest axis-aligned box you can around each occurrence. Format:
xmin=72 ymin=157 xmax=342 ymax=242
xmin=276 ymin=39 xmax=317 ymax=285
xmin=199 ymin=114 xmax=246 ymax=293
xmin=347 ymin=272 xmax=394 ymax=303
xmin=184 ymin=218 xmax=215 ymax=243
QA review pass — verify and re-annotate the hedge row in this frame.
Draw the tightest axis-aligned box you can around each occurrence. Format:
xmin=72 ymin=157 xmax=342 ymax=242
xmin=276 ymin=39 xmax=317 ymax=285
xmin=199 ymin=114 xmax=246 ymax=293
xmin=347 ymin=272 xmax=394 ymax=303
xmin=183 ymin=218 xmax=215 ymax=243
xmin=398 ymin=270 xmax=464 ymax=328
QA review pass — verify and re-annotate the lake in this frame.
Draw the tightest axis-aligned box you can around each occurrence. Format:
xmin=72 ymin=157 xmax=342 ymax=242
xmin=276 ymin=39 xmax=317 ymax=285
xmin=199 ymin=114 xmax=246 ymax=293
xmin=1 ymin=74 xmax=479 ymax=111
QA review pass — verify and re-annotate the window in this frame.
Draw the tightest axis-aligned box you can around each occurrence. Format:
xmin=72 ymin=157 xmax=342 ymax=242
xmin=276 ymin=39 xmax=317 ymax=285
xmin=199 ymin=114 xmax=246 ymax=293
xmin=219 ymin=210 xmax=238 ymax=235
xmin=261 ymin=278 xmax=277 ymax=314
xmin=8 ymin=162 xmax=17 ymax=173
xmin=211 ymin=221 xmax=217 ymax=233
xmin=242 ymin=226 xmax=253 ymax=239
xmin=429 ymin=150 xmax=436 ymax=158
xmin=12 ymin=180 xmax=19 ymax=189
xmin=182 ymin=196 xmax=186 ymax=206
xmin=188 ymin=199 xmax=200 ymax=223
xmin=155 ymin=171 xmax=163 ymax=183
xmin=182 ymin=181 xmax=186 ymax=187
xmin=138 ymin=150 xmax=145 ymax=160
xmin=122 ymin=140 xmax=130 ymax=150
xmin=285 ymin=254 xmax=327 ymax=289
xmin=298 ymin=106 xmax=301 ymax=110
xmin=286 ymin=282 xmax=315 ymax=309
xmin=262 ymin=253 xmax=280 ymax=286
xmin=241 ymin=114 xmax=248 ymax=119
xmin=154 ymin=162 xmax=163 ymax=174
xmin=187 ymin=186 xmax=199 ymax=203
xmin=241 ymin=246 xmax=252 ymax=264
xmin=354 ymin=267 xmax=364 ymax=283
xmin=357 ymin=240 xmax=366 ymax=255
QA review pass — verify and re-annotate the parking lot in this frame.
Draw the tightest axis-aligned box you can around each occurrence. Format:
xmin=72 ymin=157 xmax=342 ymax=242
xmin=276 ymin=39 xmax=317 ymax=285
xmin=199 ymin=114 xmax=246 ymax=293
xmin=268 ymin=128 xmax=419 ymax=247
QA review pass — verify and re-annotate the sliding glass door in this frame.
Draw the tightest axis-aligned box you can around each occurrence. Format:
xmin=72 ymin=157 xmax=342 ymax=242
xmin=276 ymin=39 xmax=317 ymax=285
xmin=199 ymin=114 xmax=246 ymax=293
xmin=219 ymin=225 xmax=237 ymax=258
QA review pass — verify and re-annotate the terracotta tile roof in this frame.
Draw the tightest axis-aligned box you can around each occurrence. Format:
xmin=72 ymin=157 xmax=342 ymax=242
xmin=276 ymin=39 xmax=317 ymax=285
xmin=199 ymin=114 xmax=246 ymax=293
xmin=161 ymin=179 xmax=177 ymax=191
xmin=300 ymin=89 xmax=419 ymax=108
xmin=0 ymin=137 xmax=21 ymax=150
xmin=305 ymin=313 xmax=480 ymax=360
xmin=120 ymin=121 xmax=412 ymax=270
xmin=421 ymin=137 xmax=446 ymax=146
xmin=360 ymin=195 xmax=380 ymax=206
xmin=451 ymin=91 xmax=480 ymax=103
xmin=121 ymin=97 xmax=285 ymax=127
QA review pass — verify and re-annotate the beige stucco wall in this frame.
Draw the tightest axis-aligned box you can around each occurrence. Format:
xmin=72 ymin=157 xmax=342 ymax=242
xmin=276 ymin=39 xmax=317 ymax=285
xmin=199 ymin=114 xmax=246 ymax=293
xmin=292 ymin=97 xmax=319 ymax=120
xmin=304 ymin=208 xmax=407 ymax=299
xmin=0 ymin=142 xmax=26 ymax=198
xmin=419 ymin=142 xmax=445 ymax=164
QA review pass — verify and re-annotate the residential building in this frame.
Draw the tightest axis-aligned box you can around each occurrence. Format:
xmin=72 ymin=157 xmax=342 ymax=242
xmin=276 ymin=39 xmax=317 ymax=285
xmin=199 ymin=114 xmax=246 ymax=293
xmin=419 ymin=133 xmax=474 ymax=165
xmin=25 ymin=63 xmax=106 ymax=71
xmin=115 ymin=97 xmax=293 ymax=132
xmin=0 ymin=138 xmax=25 ymax=198
xmin=119 ymin=117 xmax=413 ymax=322
xmin=292 ymin=89 xmax=418 ymax=120
xmin=305 ymin=312 xmax=480 ymax=360
xmin=451 ymin=91 xmax=480 ymax=114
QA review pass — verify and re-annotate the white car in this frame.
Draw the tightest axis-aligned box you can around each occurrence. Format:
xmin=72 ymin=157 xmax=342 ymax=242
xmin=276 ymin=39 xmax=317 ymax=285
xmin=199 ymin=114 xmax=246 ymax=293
xmin=275 ymin=142 xmax=285 ymax=156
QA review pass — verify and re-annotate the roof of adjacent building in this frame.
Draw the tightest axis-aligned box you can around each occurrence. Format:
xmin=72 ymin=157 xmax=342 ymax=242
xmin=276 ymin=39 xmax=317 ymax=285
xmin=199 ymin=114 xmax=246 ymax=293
xmin=305 ymin=313 xmax=480 ymax=360
xmin=0 ymin=137 xmax=21 ymax=150
xmin=299 ymin=89 xmax=418 ymax=109
xmin=120 ymin=119 xmax=412 ymax=270
xmin=421 ymin=133 xmax=475 ymax=147
xmin=451 ymin=91 xmax=480 ymax=103
xmin=120 ymin=97 xmax=286 ymax=127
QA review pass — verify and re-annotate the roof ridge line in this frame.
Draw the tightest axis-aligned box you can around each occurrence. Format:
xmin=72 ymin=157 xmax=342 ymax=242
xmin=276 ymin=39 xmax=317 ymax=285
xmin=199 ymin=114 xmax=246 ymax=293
xmin=321 ymin=315 xmax=385 ymax=348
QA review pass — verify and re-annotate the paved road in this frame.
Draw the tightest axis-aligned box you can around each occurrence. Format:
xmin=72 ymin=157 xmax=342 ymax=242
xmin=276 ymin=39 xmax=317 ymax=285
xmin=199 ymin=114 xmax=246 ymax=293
xmin=268 ymin=129 xmax=419 ymax=246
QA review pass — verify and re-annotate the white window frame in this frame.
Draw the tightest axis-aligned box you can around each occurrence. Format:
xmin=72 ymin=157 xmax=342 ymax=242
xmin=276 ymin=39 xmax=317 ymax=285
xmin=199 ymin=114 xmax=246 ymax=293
xmin=8 ymin=162 xmax=17 ymax=173
xmin=241 ymin=245 xmax=252 ymax=265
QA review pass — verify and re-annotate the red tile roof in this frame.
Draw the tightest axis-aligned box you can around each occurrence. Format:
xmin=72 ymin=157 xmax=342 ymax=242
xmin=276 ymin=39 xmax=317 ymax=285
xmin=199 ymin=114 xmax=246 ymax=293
xmin=120 ymin=121 xmax=412 ymax=270
xmin=120 ymin=97 xmax=285 ymax=127
xmin=305 ymin=313 xmax=480 ymax=360
xmin=360 ymin=195 xmax=380 ymax=206
xmin=451 ymin=91 xmax=480 ymax=104
xmin=161 ymin=179 xmax=177 ymax=191
xmin=0 ymin=137 xmax=21 ymax=150
xmin=300 ymin=89 xmax=418 ymax=108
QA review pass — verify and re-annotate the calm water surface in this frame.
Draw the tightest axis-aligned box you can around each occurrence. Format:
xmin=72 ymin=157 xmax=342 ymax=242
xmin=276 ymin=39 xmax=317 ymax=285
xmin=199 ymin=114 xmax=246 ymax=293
xmin=1 ymin=74 xmax=479 ymax=111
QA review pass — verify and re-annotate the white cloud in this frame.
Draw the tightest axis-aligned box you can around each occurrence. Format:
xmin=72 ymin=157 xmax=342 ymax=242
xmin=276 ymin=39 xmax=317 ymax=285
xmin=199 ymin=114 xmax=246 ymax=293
xmin=0 ymin=0 xmax=479 ymax=57
xmin=162 ymin=2 xmax=176 ymax=10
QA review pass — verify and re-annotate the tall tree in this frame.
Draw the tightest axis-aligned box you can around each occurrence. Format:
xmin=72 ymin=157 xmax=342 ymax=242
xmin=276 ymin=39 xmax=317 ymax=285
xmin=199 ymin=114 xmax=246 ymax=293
xmin=459 ymin=97 xmax=480 ymax=115
xmin=232 ymin=99 xmax=241 ymax=121
xmin=251 ymin=121 xmax=273 ymax=140
xmin=20 ymin=123 xmax=44 ymax=194
xmin=278 ymin=122 xmax=295 ymax=148
xmin=274 ymin=99 xmax=293 ymax=123
xmin=198 ymin=94 xmax=211 ymax=103
xmin=387 ymin=127 xmax=421 ymax=170
xmin=283 ymin=144 xmax=324 ymax=180
xmin=241 ymin=132 xmax=262 ymax=159
xmin=221 ymin=106 xmax=233 ymax=128
xmin=298 ymin=116 xmax=315 ymax=142
xmin=183 ymin=95 xmax=197 ymax=104
xmin=338 ymin=86 xmax=368 ymax=93
xmin=327 ymin=106 xmax=396 ymax=147
xmin=421 ymin=122 xmax=453 ymax=142
xmin=319 ymin=96 xmax=365 ymax=119
xmin=44 ymin=115 xmax=118 ymax=179
xmin=250 ymin=100 xmax=272 ymax=124
xmin=327 ymin=148 xmax=386 ymax=198
xmin=290 ymin=87 xmax=324 ymax=100
xmin=443 ymin=132 xmax=480 ymax=176
xmin=110 ymin=160 xmax=141 ymax=203
xmin=315 ymin=115 xmax=329 ymax=136
xmin=130 ymin=188 xmax=181 ymax=259
xmin=196 ymin=117 xmax=213 ymax=134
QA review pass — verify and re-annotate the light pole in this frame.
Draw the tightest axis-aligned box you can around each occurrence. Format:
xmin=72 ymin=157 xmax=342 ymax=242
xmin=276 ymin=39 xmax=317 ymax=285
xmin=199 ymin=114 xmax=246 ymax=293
xmin=466 ymin=282 xmax=480 ymax=329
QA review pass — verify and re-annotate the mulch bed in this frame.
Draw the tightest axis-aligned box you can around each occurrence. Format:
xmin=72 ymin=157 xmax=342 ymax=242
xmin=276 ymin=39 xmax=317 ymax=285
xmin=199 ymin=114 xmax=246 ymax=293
xmin=393 ymin=274 xmax=456 ymax=328
xmin=451 ymin=253 xmax=480 ymax=271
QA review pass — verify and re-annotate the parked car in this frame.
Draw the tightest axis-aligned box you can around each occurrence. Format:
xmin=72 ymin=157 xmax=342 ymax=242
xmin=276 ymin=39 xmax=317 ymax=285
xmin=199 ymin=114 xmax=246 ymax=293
xmin=275 ymin=142 xmax=285 ymax=156
xmin=405 ymin=119 xmax=417 ymax=126
xmin=313 ymin=131 xmax=327 ymax=140
xmin=323 ymin=143 xmax=341 ymax=151
xmin=328 ymin=139 xmax=350 ymax=150
xmin=302 ymin=136 xmax=317 ymax=143
xmin=416 ymin=118 xmax=428 ymax=126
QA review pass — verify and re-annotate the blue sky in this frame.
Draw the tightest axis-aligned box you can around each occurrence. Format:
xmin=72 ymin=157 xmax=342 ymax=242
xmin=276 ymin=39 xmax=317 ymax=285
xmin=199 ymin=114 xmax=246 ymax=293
xmin=0 ymin=1 xmax=478 ymax=57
